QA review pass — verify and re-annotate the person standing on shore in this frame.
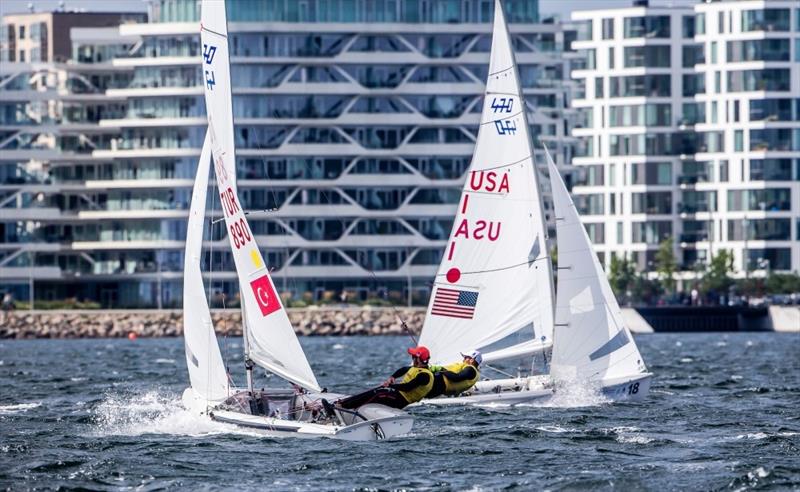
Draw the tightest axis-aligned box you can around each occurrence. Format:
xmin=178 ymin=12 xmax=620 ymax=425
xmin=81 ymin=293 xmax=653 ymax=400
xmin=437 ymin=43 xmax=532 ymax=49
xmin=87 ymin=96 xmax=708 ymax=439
xmin=334 ymin=346 xmax=434 ymax=410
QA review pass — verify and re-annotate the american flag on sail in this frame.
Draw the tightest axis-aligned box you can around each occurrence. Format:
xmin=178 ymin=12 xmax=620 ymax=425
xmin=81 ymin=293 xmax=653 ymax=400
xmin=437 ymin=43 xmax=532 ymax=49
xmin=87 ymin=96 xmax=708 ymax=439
xmin=431 ymin=287 xmax=479 ymax=319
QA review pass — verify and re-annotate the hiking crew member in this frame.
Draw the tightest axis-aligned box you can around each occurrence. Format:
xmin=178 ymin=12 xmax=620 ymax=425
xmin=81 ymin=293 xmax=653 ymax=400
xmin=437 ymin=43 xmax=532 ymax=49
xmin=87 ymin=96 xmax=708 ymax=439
xmin=336 ymin=346 xmax=434 ymax=410
xmin=426 ymin=350 xmax=482 ymax=399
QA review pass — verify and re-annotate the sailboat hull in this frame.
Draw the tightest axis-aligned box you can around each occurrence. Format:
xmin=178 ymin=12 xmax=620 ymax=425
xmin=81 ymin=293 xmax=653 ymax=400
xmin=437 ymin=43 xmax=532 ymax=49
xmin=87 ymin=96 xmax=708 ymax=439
xmin=412 ymin=373 xmax=653 ymax=407
xmin=184 ymin=388 xmax=413 ymax=441
xmin=601 ymin=373 xmax=653 ymax=402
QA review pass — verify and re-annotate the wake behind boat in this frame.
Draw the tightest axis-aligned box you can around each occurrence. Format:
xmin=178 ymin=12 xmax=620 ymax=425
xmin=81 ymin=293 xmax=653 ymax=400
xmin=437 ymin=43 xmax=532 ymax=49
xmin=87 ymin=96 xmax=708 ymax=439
xmin=178 ymin=0 xmax=413 ymax=440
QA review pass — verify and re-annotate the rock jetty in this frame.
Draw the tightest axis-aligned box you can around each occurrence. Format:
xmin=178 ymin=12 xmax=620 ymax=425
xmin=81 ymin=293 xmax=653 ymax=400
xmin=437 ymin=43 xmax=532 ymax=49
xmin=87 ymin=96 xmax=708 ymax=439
xmin=0 ymin=307 xmax=426 ymax=339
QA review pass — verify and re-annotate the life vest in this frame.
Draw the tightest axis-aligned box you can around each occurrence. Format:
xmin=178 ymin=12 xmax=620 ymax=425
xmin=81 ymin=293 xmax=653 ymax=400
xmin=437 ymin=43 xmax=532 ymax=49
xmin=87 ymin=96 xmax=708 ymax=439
xmin=441 ymin=362 xmax=479 ymax=396
xmin=397 ymin=366 xmax=433 ymax=403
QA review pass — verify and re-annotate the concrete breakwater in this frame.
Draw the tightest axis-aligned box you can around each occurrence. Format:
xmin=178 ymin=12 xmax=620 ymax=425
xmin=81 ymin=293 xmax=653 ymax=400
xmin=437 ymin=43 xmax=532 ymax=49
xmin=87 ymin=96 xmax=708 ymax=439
xmin=0 ymin=307 xmax=427 ymax=339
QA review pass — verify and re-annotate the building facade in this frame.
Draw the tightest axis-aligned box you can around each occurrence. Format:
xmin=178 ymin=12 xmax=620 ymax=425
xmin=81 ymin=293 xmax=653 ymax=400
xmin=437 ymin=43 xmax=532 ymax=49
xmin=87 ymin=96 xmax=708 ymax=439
xmin=570 ymin=0 xmax=800 ymax=279
xmin=1 ymin=0 xmax=579 ymax=308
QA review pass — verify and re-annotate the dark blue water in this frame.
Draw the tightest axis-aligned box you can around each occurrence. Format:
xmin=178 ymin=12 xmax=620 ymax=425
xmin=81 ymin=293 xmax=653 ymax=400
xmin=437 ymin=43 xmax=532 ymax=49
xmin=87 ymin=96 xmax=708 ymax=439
xmin=1 ymin=333 xmax=799 ymax=490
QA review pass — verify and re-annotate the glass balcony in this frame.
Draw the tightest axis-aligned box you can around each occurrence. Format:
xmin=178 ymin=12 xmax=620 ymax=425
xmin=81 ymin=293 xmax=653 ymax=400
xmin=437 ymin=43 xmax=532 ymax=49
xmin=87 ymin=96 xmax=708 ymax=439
xmin=750 ymin=159 xmax=794 ymax=181
xmin=632 ymin=191 xmax=672 ymax=214
xmin=728 ymin=218 xmax=791 ymax=241
xmin=623 ymin=16 xmax=670 ymax=38
xmin=679 ymin=190 xmax=716 ymax=213
xmin=727 ymin=188 xmax=791 ymax=212
xmin=610 ymin=75 xmax=671 ymax=98
xmin=750 ymin=129 xmax=800 ymax=152
xmin=624 ymin=45 xmax=671 ymax=68
xmin=632 ymin=221 xmax=672 ymax=244
xmin=728 ymin=69 xmax=791 ymax=92
xmin=749 ymin=99 xmax=800 ymax=122
xmin=678 ymin=161 xmax=710 ymax=185
xmin=727 ymin=39 xmax=790 ymax=63
xmin=741 ymin=8 xmax=790 ymax=32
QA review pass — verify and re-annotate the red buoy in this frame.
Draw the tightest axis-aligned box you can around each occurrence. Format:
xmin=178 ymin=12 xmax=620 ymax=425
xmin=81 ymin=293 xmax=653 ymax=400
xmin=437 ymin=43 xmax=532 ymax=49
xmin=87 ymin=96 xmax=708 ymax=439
xmin=128 ymin=332 xmax=138 ymax=341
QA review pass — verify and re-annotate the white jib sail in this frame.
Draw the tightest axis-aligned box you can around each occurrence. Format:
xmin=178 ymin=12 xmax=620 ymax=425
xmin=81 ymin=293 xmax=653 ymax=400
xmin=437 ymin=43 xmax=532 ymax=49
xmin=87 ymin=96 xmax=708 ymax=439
xmin=417 ymin=0 xmax=555 ymax=365
xmin=183 ymin=130 xmax=229 ymax=403
xmin=200 ymin=0 xmax=320 ymax=392
xmin=545 ymin=148 xmax=647 ymax=384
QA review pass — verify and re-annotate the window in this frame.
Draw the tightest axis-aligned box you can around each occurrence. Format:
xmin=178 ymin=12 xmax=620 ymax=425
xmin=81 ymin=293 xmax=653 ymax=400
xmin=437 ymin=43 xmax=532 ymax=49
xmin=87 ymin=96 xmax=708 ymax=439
xmin=624 ymin=16 xmax=670 ymax=38
xmin=18 ymin=25 xmax=25 ymax=39
xmin=714 ymin=71 xmax=721 ymax=93
xmin=728 ymin=69 xmax=791 ymax=92
xmin=745 ymin=249 xmax=791 ymax=271
xmin=632 ymin=192 xmax=672 ymax=214
xmin=682 ymin=45 xmax=703 ymax=67
xmin=750 ymin=129 xmax=800 ymax=152
xmin=711 ymin=101 xmax=718 ymax=124
xmin=608 ymin=46 xmax=614 ymax=69
xmin=727 ymin=188 xmax=791 ymax=211
xmin=735 ymin=130 xmax=744 ymax=152
xmin=680 ymin=190 xmax=716 ymax=213
xmin=683 ymin=74 xmax=704 ymax=96
xmin=750 ymin=159 xmax=794 ymax=181
xmin=696 ymin=13 xmax=705 ymax=34
xmin=575 ymin=194 xmax=604 ymax=215
xmin=609 ymin=104 xmax=671 ymax=127
xmin=682 ymin=16 xmax=695 ymax=37
xmin=728 ymin=39 xmax=790 ymax=62
xmin=610 ymin=75 xmax=671 ymax=97
xmin=595 ymin=78 xmax=603 ymax=98
xmin=633 ymin=221 xmax=672 ymax=244
xmin=631 ymin=162 xmax=672 ymax=185
xmin=741 ymin=9 xmax=790 ymax=32
xmin=602 ymin=18 xmax=614 ymax=39
xmin=18 ymin=50 xmax=24 ymax=62
xmin=617 ymin=222 xmax=623 ymax=244
xmin=576 ymin=20 xmax=593 ymax=41
xmin=624 ymin=45 xmax=671 ymax=68
xmin=719 ymin=160 xmax=728 ymax=182
xmin=585 ymin=223 xmax=605 ymax=244
xmin=710 ymin=41 xmax=717 ymax=64
xmin=749 ymin=99 xmax=800 ymax=122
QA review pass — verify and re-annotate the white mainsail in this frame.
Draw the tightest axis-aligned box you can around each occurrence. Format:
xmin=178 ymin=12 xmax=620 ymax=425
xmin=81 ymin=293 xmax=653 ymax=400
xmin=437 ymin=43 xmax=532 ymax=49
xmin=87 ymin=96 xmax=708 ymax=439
xmin=418 ymin=0 xmax=555 ymax=365
xmin=183 ymin=130 xmax=229 ymax=403
xmin=200 ymin=1 xmax=320 ymax=392
xmin=545 ymin=148 xmax=647 ymax=384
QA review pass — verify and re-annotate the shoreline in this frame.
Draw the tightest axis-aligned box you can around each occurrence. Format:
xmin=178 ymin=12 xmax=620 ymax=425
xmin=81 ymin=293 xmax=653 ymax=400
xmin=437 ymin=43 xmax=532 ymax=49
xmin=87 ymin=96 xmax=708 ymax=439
xmin=1 ymin=306 xmax=797 ymax=338
xmin=0 ymin=307 xmax=426 ymax=339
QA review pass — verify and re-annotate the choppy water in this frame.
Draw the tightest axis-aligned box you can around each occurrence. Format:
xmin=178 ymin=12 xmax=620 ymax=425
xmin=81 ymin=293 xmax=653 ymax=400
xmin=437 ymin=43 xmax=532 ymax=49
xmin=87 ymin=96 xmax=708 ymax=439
xmin=1 ymin=333 xmax=799 ymax=490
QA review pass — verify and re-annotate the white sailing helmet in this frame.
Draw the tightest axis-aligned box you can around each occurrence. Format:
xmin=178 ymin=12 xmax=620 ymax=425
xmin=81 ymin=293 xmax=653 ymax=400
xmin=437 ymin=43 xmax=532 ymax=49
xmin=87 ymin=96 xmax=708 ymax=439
xmin=461 ymin=350 xmax=483 ymax=366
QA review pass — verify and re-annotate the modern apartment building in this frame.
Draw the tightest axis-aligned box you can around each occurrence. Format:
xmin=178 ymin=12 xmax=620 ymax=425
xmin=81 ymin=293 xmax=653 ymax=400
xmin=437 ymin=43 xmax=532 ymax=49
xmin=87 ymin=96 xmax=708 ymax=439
xmin=570 ymin=0 xmax=800 ymax=278
xmin=1 ymin=0 xmax=579 ymax=308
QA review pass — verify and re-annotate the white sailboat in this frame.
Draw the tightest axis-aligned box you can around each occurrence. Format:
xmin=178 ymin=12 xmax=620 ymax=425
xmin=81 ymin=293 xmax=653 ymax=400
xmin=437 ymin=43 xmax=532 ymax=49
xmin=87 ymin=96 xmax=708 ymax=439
xmin=545 ymin=149 xmax=652 ymax=401
xmin=415 ymin=0 xmax=556 ymax=406
xmin=179 ymin=0 xmax=414 ymax=440
xmin=415 ymin=0 xmax=651 ymax=406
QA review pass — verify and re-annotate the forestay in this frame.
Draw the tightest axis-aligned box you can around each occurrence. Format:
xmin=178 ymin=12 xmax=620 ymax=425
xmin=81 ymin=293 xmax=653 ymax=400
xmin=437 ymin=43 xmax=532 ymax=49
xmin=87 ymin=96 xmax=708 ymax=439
xmin=200 ymin=1 xmax=320 ymax=392
xmin=546 ymin=149 xmax=647 ymax=383
xmin=183 ymin=131 xmax=229 ymax=403
xmin=418 ymin=0 xmax=554 ymax=365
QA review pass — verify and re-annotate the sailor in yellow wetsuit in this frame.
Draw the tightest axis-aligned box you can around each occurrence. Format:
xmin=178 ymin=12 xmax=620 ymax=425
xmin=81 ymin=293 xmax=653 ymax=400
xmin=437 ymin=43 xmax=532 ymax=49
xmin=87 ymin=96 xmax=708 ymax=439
xmin=336 ymin=346 xmax=434 ymax=410
xmin=426 ymin=350 xmax=482 ymax=399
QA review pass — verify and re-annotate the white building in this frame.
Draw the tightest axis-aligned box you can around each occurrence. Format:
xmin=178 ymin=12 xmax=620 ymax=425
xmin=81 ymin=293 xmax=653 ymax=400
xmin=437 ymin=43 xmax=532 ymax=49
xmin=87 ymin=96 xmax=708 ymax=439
xmin=1 ymin=0 xmax=580 ymax=308
xmin=570 ymin=0 xmax=800 ymax=278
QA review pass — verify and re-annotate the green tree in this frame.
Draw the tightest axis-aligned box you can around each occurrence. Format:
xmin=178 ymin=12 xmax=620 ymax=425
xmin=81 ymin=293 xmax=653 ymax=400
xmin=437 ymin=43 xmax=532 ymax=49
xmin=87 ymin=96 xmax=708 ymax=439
xmin=765 ymin=272 xmax=800 ymax=295
xmin=701 ymin=249 xmax=735 ymax=294
xmin=655 ymin=237 xmax=678 ymax=295
xmin=608 ymin=254 xmax=637 ymax=302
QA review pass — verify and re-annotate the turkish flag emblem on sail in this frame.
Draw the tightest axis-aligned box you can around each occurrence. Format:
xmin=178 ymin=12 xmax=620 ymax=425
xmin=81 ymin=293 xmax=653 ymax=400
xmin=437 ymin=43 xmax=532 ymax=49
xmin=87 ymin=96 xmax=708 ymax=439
xmin=250 ymin=275 xmax=281 ymax=316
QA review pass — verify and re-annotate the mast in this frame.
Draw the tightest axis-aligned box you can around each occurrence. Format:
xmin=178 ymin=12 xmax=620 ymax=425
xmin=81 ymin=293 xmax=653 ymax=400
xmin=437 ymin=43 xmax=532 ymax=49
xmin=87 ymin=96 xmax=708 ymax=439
xmin=241 ymin=297 xmax=255 ymax=395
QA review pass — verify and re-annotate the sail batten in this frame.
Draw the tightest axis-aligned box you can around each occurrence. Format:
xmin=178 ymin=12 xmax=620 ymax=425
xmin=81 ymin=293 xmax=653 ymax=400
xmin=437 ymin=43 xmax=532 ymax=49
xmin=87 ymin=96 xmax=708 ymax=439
xmin=545 ymin=148 xmax=647 ymax=384
xmin=418 ymin=0 xmax=554 ymax=366
xmin=200 ymin=0 xmax=320 ymax=392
